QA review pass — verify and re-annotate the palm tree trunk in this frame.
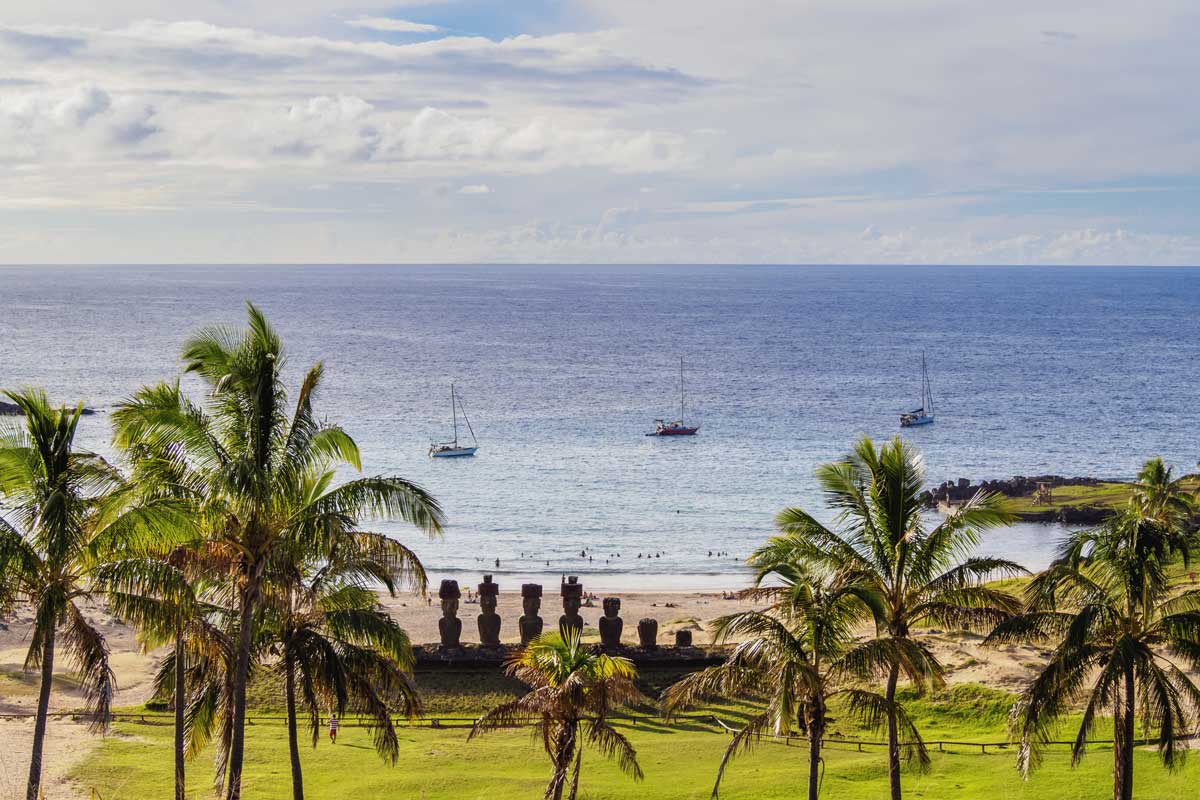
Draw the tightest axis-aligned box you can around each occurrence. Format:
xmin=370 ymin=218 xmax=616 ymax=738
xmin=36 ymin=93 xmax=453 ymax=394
xmin=1112 ymin=693 xmax=1121 ymax=800
xmin=566 ymin=746 xmax=582 ymax=800
xmin=175 ymin=631 xmax=186 ymax=800
xmin=284 ymin=656 xmax=304 ymax=800
xmin=546 ymin=723 xmax=576 ymax=800
xmin=26 ymin=626 xmax=56 ymax=800
xmin=225 ymin=575 xmax=260 ymax=800
xmin=808 ymin=696 xmax=825 ymax=800
xmin=1118 ymin=665 xmax=1135 ymax=800
xmin=885 ymin=663 xmax=902 ymax=800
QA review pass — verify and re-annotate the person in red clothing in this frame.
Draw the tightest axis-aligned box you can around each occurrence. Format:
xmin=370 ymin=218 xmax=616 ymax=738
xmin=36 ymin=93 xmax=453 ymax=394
xmin=328 ymin=714 xmax=339 ymax=744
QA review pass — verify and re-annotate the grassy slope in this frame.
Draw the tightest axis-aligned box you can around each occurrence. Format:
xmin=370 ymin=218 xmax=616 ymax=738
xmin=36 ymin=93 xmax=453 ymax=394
xmin=73 ymin=686 xmax=1200 ymax=800
xmin=1004 ymin=476 xmax=1200 ymax=514
xmin=1005 ymin=482 xmax=1133 ymax=513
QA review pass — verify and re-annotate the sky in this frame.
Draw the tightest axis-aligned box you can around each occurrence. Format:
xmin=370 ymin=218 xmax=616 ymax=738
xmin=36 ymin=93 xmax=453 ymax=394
xmin=1 ymin=0 xmax=1198 ymax=265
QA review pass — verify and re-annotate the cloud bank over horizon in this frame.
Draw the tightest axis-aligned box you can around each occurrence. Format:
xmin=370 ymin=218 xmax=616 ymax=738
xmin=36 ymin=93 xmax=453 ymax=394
xmin=0 ymin=1 xmax=1197 ymax=265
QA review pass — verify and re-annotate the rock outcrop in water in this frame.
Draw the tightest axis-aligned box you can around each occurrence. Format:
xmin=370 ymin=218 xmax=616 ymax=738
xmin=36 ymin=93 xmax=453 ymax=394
xmin=0 ymin=399 xmax=97 ymax=416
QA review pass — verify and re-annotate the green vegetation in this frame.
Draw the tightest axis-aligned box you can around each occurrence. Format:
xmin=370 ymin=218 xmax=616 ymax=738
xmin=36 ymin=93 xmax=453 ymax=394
xmin=72 ymin=688 xmax=1200 ymax=799
xmin=1005 ymin=476 xmax=1200 ymax=514
xmin=989 ymin=458 xmax=1200 ymax=800
xmin=762 ymin=436 xmax=1022 ymax=800
xmin=1006 ymin=482 xmax=1135 ymax=513
xmin=0 ymin=387 xmax=181 ymax=800
xmin=664 ymin=553 xmax=899 ymax=800
xmin=471 ymin=631 xmax=648 ymax=800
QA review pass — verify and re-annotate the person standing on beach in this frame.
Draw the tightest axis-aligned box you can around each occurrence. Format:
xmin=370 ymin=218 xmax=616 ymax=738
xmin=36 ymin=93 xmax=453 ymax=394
xmin=328 ymin=714 xmax=339 ymax=744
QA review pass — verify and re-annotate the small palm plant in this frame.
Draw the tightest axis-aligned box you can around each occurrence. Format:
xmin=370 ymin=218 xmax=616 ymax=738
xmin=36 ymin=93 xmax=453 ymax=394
xmin=471 ymin=631 xmax=648 ymax=800
xmin=759 ymin=436 xmax=1022 ymax=800
xmin=0 ymin=388 xmax=178 ymax=800
xmin=986 ymin=458 xmax=1200 ymax=800
xmin=663 ymin=558 xmax=926 ymax=800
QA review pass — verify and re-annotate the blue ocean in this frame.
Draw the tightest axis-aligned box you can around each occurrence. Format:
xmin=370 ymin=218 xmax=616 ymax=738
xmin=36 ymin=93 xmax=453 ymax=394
xmin=3 ymin=264 xmax=1198 ymax=588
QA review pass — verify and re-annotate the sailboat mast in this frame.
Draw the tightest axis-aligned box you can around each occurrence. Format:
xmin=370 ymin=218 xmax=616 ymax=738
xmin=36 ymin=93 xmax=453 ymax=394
xmin=680 ymin=355 xmax=685 ymax=423
xmin=451 ymin=383 xmax=458 ymax=446
xmin=925 ymin=353 xmax=934 ymax=414
xmin=919 ymin=352 xmax=933 ymax=413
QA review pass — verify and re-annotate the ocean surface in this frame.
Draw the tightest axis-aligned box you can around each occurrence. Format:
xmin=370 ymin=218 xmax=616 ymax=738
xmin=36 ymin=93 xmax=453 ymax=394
xmin=3 ymin=264 xmax=1198 ymax=590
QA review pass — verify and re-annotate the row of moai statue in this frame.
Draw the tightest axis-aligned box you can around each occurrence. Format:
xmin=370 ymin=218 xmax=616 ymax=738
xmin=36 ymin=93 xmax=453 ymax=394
xmin=436 ymin=575 xmax=693 ymax=650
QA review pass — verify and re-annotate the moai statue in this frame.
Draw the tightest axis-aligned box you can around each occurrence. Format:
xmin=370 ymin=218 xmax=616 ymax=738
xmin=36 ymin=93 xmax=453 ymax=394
xmin=674 ymin=629 xmax=693 ymax=648
xmin=598 ymin=597 xmax=623 ymax=650
xmin=438 ymin=579 xmax=462 ymax=650
xmin=637 ymin=617 xmax=658 ymax=650
xmin=519 ymin=583 xmax=544 ymax=645
xmin=477 ymin=575 xmax=501 ymax=647
xmin=559 ymin=576 xmax=584 ymax=637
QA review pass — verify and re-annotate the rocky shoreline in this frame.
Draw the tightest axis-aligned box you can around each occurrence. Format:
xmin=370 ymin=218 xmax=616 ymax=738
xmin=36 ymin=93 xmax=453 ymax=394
xmin=924 ymin=474 xmax=1120 ymax=524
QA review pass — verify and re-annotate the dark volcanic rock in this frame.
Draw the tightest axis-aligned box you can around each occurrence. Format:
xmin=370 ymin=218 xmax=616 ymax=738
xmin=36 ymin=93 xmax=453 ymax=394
xmin=0 ymin=399 xmax=97 ymax=416
xmin=412 ymin=642 xmax=727 ymax=669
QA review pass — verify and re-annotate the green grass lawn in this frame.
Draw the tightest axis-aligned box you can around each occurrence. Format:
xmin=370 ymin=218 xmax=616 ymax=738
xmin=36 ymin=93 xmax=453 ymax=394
xmin=1005 ymin=481 xmax=1134 ymax=513
xmin=1004 ymin=476 xmax=1200 ymax=514
xmin=73 ymin=685 xmax=1200 ymax=799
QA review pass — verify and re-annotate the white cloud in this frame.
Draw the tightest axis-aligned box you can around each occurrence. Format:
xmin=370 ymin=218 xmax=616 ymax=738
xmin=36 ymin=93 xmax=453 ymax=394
xmin=457 ymin=183 xmax=492 ymax=194
xmin=345 ymin=17 xmax=440 ymax=34
xmin=0 ymin=1 xmax=1198 ymax=264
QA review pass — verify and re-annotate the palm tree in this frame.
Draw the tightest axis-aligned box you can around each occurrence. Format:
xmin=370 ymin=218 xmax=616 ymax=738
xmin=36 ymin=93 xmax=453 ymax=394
xmin=758 ymin=436 xmax=1021 ymax=800
xmin=264 ymin=539 xmax=423 ymax=800
xmin=0 ymin=388 xmax=175 ymax=800
xmin=986 ymin=458 xmax=1199 ymax=800
xmin=1130 ymin=457 xmax=1195 ymax=529
xmin=110 ymin=303 xmax=445 ymax=800
xmin=471 ymin=630 xmax=648 ymax=800
xmin=96 ymin=545 xmax=231 ymax=800
xmin=663 ymin=558 xmax=926 ymax=800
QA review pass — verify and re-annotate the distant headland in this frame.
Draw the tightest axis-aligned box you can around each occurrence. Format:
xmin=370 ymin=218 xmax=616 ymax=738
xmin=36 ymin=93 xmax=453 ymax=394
xmin=925 ymin=473 xmax=1199 ymax=524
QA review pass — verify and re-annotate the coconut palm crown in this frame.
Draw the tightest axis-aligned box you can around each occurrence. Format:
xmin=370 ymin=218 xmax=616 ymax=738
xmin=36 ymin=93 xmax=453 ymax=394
xmin=663 ymin=557 xmax=928 ymax=800
xmin=986 ymin=458 xmax=1200 ymax=800
xmin=0 ymin=388 xmax=182 ymax=800
xmin=471 ymin=630 xmax=648 ymax=800
xmin=755 ymin=436 xmax=1023 ymax=800
xmin=109 ymin=303 xmax=444 ymax=800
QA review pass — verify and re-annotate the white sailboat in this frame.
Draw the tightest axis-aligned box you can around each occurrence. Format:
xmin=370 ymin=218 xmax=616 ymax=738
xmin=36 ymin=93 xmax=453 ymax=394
xmin=429 ymin=383 xmax=478 ymax=457
xmin=900 ymin=352 xmax=935 ymax=427
xmin=647 ymin=356 xmax=700 ymax=436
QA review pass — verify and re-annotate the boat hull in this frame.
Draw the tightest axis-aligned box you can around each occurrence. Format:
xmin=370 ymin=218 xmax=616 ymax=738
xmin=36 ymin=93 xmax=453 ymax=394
xmin=431 ymin=446 xmax=477 ymax=457
xmin=647 ymin=425 xmax=700 ymax=436
xmin=900 ymin=415 xmax=934 ymax=427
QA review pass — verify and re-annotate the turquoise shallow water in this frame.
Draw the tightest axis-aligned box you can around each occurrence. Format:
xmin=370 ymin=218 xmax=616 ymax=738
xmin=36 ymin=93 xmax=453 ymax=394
xmin=2 ymin=264 xmax=1197 ymax=589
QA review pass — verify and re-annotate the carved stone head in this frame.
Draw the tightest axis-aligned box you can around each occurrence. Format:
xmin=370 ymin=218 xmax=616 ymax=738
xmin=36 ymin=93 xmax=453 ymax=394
xmin=521 ymin=583 xmax=543 ymax=616
xmin=478 ymin=574 xmax=499 ymax=614
xmin=561 ymin=576 xmax=583 ymax=615
xmin=438 ymin=579 xmax=460 ymax=616
xmin=603 ymin=597 xmax=620 ymax=617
